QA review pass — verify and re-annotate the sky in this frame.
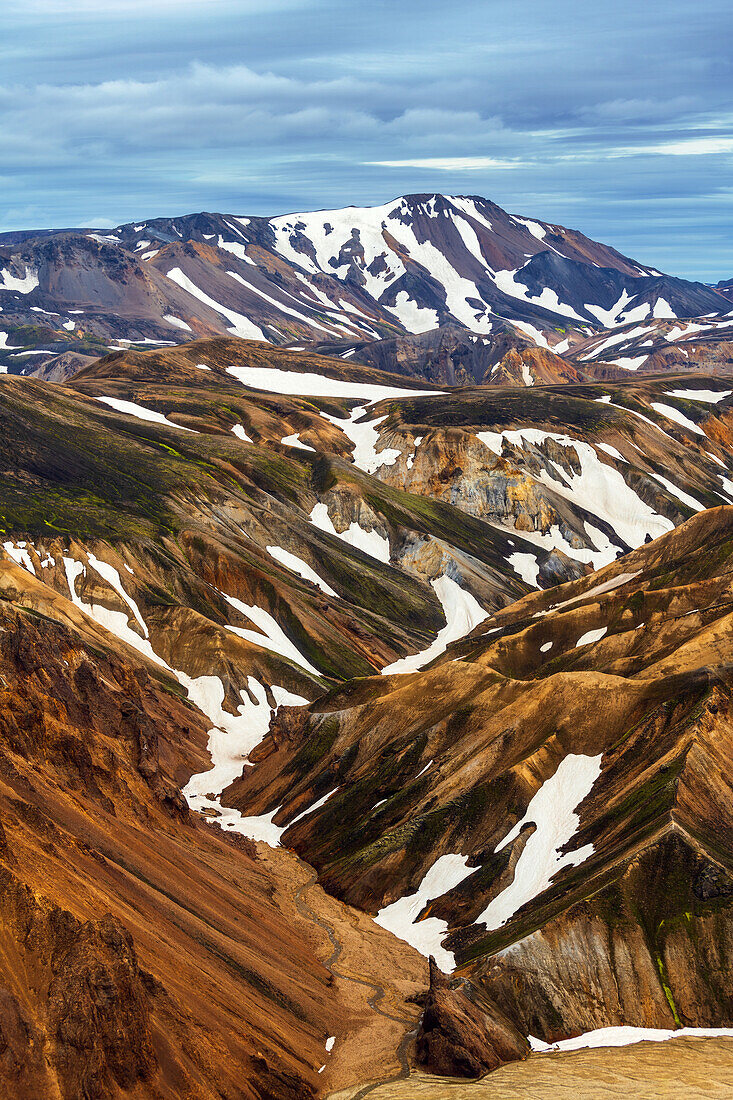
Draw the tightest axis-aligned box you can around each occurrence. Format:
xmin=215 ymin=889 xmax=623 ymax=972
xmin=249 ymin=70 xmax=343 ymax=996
xmin=1 ymin=0 xmax=731 ymax=280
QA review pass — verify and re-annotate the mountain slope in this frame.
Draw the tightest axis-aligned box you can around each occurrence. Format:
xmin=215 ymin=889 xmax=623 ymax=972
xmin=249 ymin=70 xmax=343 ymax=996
xmin=223 ymin=507 xmax=733 ymax=1040
xmin=3 ymin=339 xmax=733 ymax=1091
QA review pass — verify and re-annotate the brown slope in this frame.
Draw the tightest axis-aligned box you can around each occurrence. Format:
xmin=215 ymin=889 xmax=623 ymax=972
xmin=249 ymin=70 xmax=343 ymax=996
xmin=0 ymin=559 xmax=427 ymax=1099
xmin=222 ymin=508 xmax=733 ymax=1044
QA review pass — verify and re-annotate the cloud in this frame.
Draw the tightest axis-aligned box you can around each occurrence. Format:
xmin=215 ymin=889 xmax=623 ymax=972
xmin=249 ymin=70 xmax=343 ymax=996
xmin=611 ymin=136 xmax=733 ymax=157
xmin=22 ymin=0 xmax=295 ymax=12
xmin=1 ymin=0 xmax=731 ymax=279
xmin=366 ymin=156 xmax=523 ymax=170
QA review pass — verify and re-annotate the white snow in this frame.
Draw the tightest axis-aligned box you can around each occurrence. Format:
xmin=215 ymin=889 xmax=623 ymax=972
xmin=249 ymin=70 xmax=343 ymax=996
xmin=595 ymin=442 xmax=626 ymax=462
xmin=181 ymin=674 xmax=306 ymax=797
xmin=606 ymin=355 xmax=649 ymax=371
xmin=226 ymin=270 xmax=339 ymax=335
xmin=476 ymin=753 xmax=602 ymax=930
xmin=650 ymin=402 xmax=705 ymax=436
xmin=529 ymin=1026 xmax=733 ymax=1054
xmin=87 ymin=553 xmax=148 ymax=636
xmin=575 ymin=627 xmax=607 ymax=647
xmin=665 ymin=388 xmax=731 ymax=403
xmin=477 ymin=428 xmax=672 ymax=548
xmin=321 ymin=407 xmax=402 ymax=475
xmin=585 ymin=290 xmax=635 ymax=328
xmin=325 ymin=1036 xmax=336 ymax=1053
xmin=513 ymin=216 xmax=547 ymax=241
xmin=653 ymin=297 xmax=676 ymax=319
xmin=270 ymin=197 xmax=498 ymax=333
xmin=216 ymin=237 xmax=256 ymax=265
xmin=406 ymin=434 xmax=424 ymax=470
xmin=281 ymin=432 xmax=315 ymax=452
xmin=382 ymin=575 xmax=487 ymax=674
xmin=62 ymin=320 xmax=75 ymax=331
xmin=375 ymin=853 xmax=477 ymax=973
xmin=266 ymin=545 xmax=337 ymax=597
xmin=309 ymin=502 xmax=390 ymax=562
xmin=225 ymin=364 xmax=439 ymax=402
xmin=494 ymin=268 xmax=585 ymax=324
xmin=3 ymin=541 xmax=35 ymax=574
xmin=552 ymin=570 xmax=642 ymax=611
xmin=650 ymin=473 xmax=704 ymax=512
xmin=508 ymin=552 xmax=540 ymax=588
xmin=0 ymin=267 xmax=39 ymax=294
xmin=618 ymin=301 xmax=653 ymax=325
xmin=596 ymin=396 xmax=677 ymax=445
xmin=166 ymin=267 xmax=266 ymax=341
xmin=61 ymin=551 xmax=314 ymax=849
xmin=287 ymin=786 xmax=339 ymax=828
xmin=221 ymin=592 xmax=322 ymax=676
xmin=164 ymin=314 xmax=192 ymax=331
xmin=95 ymin=396 xmax=198 ymax=432
xmin=63 ymin=556 xmax=165 ymax=668
xmin=385 ymin=291 xmax=439 ymax=334
xmin=231 ymin=423 xmax=252 ymax=442
xmin=582 ymin=325 xmax=652 ymax=360
xmin=179 ymin=668 xmax=309 ymax=847
xmin=511 ymin=320 xmax=551 ymax=349
xmin=540 ymin=641 xmax=553 ymax=653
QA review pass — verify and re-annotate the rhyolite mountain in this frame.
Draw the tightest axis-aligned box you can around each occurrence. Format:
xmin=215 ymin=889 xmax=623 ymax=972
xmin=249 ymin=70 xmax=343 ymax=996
xmin=3 ymin=333 xmax=733 ymax=1095
xmin=1 ymin=194 xmax=729 ymax=380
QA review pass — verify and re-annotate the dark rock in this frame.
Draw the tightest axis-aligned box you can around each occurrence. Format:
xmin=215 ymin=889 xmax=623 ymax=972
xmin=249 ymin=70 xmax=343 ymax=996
xmin=416 ymin=958 xmax=529 ymax=1078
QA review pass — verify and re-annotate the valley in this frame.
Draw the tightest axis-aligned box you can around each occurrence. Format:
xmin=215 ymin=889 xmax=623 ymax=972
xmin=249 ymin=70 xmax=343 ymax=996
xmin=0 ymin=195 xmax=732 ymax=1098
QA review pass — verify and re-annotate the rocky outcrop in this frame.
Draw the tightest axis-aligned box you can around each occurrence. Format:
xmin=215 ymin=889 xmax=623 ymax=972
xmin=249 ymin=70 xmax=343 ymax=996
xmin=0 ymin=862 xmax=159 ymax=1100
xmin=416 ymin=958 xmax=529 ymax=1077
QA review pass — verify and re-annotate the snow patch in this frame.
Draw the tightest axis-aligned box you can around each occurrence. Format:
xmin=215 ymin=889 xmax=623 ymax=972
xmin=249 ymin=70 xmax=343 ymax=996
xmin=477 ymin=754 xmax=602 ymax=930
xmin=166 ymin=267 xmax=266 ymax=341
xmin=650 ymin=401 xmax=706 ymax=436
xmin=508 ymin=552 xmax=540 ymax=588
xmin=266 ymin=545 xmax=337 ymax=597
xmin=382 ymin=575 xmax=487 ymax=674
xmin=530 ymin=1026 xmax=733 ymax=1054
xmin=95 ymin=396 xmax=198 ymax=432
xmin=281 ymin=432 xmax=315 ymax=452
xmin=221 ymin=592 xmax=321 ymax=676
xmin=309 ymin=503 xmax=390 ymax=563
xmin=231 ymin=423 xmax=252 ymax=442
xmin=375 ymin=853 xmax=477 ymax=973
xmin=0 ymin=267 xmax=39 ymax=294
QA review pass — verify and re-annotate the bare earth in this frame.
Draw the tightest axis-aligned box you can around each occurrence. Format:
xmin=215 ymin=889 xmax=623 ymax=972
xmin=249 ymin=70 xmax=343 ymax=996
xmin=331 ymin=1038 xmax=733 ymax=1099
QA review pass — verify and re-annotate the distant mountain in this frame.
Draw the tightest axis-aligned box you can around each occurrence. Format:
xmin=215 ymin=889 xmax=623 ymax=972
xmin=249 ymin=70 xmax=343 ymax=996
xmin=0 ymin=194 xmax=727 ymax=378
xmin=711 ymin=276 xmax=733 ymax=304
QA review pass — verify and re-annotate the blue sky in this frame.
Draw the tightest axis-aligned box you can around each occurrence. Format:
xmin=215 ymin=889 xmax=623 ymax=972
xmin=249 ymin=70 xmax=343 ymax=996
xmin=2 ymin=0 xmax=731 ymax=279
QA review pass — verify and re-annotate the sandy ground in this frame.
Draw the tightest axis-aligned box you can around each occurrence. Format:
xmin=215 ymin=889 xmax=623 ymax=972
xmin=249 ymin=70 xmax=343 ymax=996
xmin=330 ymin=1037 xmax=733 ymax=1099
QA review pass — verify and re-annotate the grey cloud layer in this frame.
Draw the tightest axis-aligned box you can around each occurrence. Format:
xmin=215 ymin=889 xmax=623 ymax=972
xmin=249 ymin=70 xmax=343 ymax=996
xmin=1 ymin=0 xmax=731 ymax=278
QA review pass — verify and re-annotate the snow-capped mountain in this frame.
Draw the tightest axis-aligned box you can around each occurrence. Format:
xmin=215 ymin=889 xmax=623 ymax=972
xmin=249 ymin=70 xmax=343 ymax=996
xmin=0 ymin=195 xmax=727 ymax=377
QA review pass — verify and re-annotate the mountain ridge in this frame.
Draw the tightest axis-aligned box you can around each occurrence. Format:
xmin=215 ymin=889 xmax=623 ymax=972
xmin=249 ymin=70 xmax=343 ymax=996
xmin=1 ymin=194 xmax=728 ymax=381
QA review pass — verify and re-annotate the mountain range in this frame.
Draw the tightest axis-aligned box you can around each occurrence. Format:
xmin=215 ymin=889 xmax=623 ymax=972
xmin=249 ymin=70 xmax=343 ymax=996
xmin=1 ymin=194 xmax=730 ymax=384
xmin=1 ymin=194 xmax=733 ymax=1097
